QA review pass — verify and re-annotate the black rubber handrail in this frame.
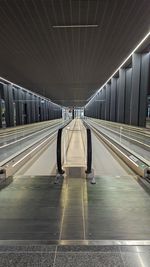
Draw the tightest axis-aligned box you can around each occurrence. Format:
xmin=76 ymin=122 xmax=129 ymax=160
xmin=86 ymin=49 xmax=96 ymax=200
xmin=56 ymin=120 xmax=71 ymax=174
xmin=85 ymin=127 xmax=92 ymax=174
xmin=83 ymin=121 xmax=92 ymax=173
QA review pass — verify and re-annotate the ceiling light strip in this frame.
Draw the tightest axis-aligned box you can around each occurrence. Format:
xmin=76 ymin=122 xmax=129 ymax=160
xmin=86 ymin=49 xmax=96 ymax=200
xmin=52 ymin=25 xmax=99 ymax=28
xmin=85 ymin=30 xmax=150 ymax=107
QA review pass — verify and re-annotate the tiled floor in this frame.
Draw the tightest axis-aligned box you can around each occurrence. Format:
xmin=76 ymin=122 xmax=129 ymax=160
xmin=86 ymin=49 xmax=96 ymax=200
xmin=0 ymin=245 xmax=150 ymax=266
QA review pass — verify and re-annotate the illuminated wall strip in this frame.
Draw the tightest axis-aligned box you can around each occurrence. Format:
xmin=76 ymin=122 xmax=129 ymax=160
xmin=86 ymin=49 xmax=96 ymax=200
xmin=85 ymin=30 xmax=150 ymax=107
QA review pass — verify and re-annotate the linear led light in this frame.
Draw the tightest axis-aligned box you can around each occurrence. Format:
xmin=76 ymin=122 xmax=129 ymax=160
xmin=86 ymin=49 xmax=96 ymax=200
xmin=85 ymin=30 xmax=150 ymax=108
xmin=52 ymin=24 xmax=99 ymax=29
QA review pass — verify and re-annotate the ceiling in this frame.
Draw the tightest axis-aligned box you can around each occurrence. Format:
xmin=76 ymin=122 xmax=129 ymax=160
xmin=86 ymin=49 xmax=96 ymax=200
xmin=0 ymin=0 xmax=149 ymax=107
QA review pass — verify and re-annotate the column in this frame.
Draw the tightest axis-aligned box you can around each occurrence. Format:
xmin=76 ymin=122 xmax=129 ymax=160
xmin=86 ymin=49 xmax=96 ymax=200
xmin=117 ymin=68 xmax=126 ymax=123
xmin=125 ymin=68 xmax=132 ymax=124
xmin=105 ymin=83 xmax=111 ymax=121
xmin=130 ymin=53 xmax=141 ymax=126
xmin=139 ymin=53 xmax=150 ymax=127
xmin=7 ymin=84 xmax=15 ymax=126
xmin=101 ymin=87 xmax=106 ymax=120
xmin=110 ymin=78 xmax=117 ymax=122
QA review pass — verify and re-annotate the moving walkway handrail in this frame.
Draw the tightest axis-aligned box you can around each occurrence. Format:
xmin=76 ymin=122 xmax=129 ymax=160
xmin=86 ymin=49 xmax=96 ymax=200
xmin=82 ymin=121 xmax=92 ymax=174
xmin=56 ymin=120 xmax=71 ymax=174
xmin=85 ymin=127 xmax=92 ymax=174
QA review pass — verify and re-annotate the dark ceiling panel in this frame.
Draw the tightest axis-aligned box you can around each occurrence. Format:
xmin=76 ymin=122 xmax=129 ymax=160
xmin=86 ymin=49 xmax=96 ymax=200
xmin=0 ymin=0 xmax=149 ymax=106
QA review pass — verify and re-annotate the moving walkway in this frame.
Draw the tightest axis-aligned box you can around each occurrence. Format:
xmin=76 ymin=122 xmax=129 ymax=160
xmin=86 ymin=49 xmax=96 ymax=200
xmin=0 ymin=119 xmax=150 ymax=260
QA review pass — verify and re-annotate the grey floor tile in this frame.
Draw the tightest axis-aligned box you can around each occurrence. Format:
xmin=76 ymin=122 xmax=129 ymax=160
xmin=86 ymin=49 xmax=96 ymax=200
xmin=0 ymin=252 xmax=55 ymax=267
xmin=19 ymin=252 xmax=55 ymax=267
xmin=57 ymin=245 xmax=120 ymax=252
xmin=0 ymin=253 xmax=20 ymax=267
xmin=120 ymin=245 xmax=150 ymax=253
xmin=54 ymin=252 xmax=124 ymax=267
xmin=121 ymin=252 xmax=150 ymax=267
xmin=0 ymin=245 xmax=56 ymax=252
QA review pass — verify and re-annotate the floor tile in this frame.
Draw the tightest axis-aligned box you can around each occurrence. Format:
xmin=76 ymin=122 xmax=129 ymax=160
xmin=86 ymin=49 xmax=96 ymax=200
xmin=54 ymin=252 xmax=124 ymax=267
xmin=0 ymin=245 xmax=56 ymax=252
xmin=121 ymin=252 xmax=150 ymax=267
xmin=0 ymin=252 xmax=55 ymax=267
xmin=57 ymin=245 xmax=120 ymax=252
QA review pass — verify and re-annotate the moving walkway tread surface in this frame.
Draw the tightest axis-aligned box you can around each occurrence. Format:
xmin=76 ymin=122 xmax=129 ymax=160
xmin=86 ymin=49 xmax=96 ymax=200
xmin=0 ymin=121 xmax=59 ymax=146
xmin=0 ymin=173 xmax=150 ymax=241
xmin=87 ymin=118 xmax=150 ymax=163
xmin=0 ymin=174 xmax=150 ymax=266
xmin=0 ymin=120 xmax=63 ymax=165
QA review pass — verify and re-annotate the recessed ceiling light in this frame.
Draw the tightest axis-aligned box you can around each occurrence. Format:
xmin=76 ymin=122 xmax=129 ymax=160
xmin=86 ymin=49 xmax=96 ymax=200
xmin=52 ymin=24 xmax=99 ymax=29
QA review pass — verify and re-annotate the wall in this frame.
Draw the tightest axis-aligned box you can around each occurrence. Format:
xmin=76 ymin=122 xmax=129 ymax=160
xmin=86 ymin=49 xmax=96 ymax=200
xmin=84 ymin=52 xmax=150 ymax=127
xmin=0 ymin=82 xmax=62 ymax=128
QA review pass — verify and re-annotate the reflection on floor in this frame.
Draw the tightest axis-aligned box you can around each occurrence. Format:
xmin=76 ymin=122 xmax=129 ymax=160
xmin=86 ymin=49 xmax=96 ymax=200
xmin=0 ymin=175 xmax=150 ymax=240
